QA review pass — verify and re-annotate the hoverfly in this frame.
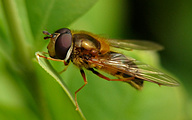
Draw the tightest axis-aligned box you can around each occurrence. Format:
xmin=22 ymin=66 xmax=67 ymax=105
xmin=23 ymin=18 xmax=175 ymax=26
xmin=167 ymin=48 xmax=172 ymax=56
xmin=37 ymin=28 xmax=179 ymax=110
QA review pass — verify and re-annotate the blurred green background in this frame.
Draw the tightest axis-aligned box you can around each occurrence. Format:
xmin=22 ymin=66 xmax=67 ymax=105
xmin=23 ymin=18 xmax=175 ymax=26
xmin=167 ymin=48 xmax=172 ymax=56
xmin=0 ymin=0 xmax=192 ymax=120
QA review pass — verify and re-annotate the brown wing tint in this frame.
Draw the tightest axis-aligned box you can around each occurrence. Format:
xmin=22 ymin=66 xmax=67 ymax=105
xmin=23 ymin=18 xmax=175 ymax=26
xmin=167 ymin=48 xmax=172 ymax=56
xmin=89 ymin=52 xmax=179 ymax=89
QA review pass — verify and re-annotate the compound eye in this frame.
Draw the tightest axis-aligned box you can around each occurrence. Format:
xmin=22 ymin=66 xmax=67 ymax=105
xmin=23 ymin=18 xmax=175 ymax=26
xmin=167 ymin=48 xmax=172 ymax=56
xmin=55 ymin=28 xmax=71 ymax=34
xmin=55 ymin=33 xmax=72 ymax=59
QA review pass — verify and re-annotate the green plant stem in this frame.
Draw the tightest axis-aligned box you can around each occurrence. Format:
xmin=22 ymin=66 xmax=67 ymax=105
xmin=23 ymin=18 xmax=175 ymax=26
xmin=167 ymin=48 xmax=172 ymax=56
xmin=1 ymin=1 xmax=48 ymax=119
xmin=2 ymin=0 xmax=31 ymax=67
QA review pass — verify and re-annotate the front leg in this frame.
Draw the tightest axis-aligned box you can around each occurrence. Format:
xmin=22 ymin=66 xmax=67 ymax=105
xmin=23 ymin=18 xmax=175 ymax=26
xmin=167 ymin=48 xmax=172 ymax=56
xmin=37 ymin=52 xmax=69 ymax=74
xmin=37 ymin=52 xmax=69 ymax=64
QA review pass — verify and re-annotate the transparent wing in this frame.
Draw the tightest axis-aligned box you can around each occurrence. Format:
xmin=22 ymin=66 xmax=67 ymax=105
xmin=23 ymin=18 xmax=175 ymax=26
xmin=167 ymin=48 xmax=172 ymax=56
xmin=131 ymin=60 xmax=179 ymax=86
xmin=107 ymin=39 xmax=164 ymax=51
xmin=90 ymin=52 xmax=179 ymax=86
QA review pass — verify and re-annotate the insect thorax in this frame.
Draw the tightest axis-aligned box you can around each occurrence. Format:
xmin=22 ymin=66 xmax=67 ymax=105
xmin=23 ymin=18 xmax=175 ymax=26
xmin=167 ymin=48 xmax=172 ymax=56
xmin=70 ymin=34 xmax=101 ymax=68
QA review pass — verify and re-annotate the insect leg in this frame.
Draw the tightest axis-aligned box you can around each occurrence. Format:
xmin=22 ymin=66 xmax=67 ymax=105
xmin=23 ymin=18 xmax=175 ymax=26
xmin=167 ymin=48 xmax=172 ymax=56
xmin=75 ymin=69 xmax=88 ymax=110
xmin=37 ymin=53 xmax=64 ymax=62
xmin=41 ymin=51 xmax=49 ymax=54
xmin=59 ymin=62 xmax=70 ymax=74
xmin=89 ymin=68 xmax=135 ymax=81
xmin=37 ymin=53 xmax=69 ymax=74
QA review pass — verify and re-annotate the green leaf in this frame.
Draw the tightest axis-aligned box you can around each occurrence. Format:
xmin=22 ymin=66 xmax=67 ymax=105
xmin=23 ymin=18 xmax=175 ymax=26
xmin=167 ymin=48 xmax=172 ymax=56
xmin=25 ymin=0 xmax=98 ymax=45
xmin=35 ymin=52 xmax=85 ymax=120
xmin=1 ymin=0 xmax=190 ymax=119
xmin=68 ymin=0 xmax=185 ymax=119
xmin=1 ymin=0 xmax=98 ymax=119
